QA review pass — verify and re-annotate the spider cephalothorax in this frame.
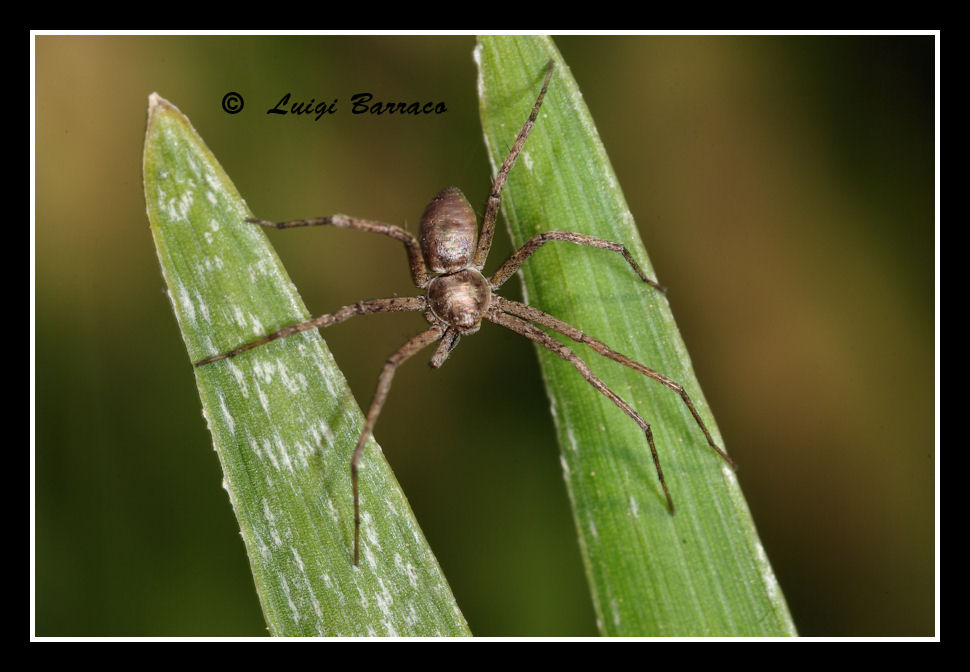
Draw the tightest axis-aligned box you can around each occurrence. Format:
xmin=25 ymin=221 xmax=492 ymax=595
xmin=196 ymin=61 xmax=735 ymax=566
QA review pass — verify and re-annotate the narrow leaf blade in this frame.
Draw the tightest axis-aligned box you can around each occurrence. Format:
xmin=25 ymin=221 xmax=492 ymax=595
xmin=476 ymin=36 xmax=795 ymax=636
xmin=143 ymin=93 xmax=469 ymax=636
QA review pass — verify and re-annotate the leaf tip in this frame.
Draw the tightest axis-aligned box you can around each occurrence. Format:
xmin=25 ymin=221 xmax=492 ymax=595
xmin=148 ymin=91 xmax=174 ymax=111
xmin=146 ymin=93 xmax=183 ymax=129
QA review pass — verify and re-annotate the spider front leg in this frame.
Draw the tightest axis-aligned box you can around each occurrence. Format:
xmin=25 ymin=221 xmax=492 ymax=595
xmin=493 ymin=296 xmax=735 ymax=470
xmin=352 ymin=326 xmax=444 ymax=566
xmin=486 ymin=308 xmax=675 ymax=512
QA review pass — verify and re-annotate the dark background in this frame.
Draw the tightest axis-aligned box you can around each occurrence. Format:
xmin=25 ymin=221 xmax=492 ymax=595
xmin=34 ymin=35 xmax=936 ymax=637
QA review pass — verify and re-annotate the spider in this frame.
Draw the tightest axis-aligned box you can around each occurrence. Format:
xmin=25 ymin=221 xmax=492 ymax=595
xmin=196 ymin=61 xmax=735 ymax=566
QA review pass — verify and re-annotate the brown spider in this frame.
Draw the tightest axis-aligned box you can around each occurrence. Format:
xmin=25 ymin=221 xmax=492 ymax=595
xmin=196 ymin=61 xmax=735 ymax=566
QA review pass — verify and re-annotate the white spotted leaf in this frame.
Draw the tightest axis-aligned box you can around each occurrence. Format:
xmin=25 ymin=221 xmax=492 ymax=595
xmin=143 ymin=93 xmax=469 ymax=637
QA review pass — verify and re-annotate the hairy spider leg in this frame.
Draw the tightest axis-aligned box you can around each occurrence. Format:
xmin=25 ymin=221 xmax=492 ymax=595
xmin=351 ymin=327 xmax=444 ymax=565
xmin=194 ymin=296 xmax=426 ymax=366
xmin=489 ymin=230 xmax=667 ymax=294
xmin=492 ymin=296 xmax=735 ymax=470
xmin=429 ymin=328 xmax=462 ymax=369
xmin=247 ymin=215 xmax=430 ymax=288
xmin=473 ymin=60 xmax=556 ymax=270
xmin=486 ymin=308 xmax=675 ymax=512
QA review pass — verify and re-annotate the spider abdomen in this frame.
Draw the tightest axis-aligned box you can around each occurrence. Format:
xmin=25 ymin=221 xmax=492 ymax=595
xmin=426 ymin=268 xmax=491 ymax=333
xmin=420 ymin=187 xmax=479 ymax=274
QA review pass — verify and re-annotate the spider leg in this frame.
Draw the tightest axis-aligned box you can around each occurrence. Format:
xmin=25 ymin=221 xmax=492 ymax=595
xmin=486 ymin=308 xmax=675 ymax=513
xmin=428 ymin=327 xmax=461 ymax=369
xmin=248 ymin=215 xmax=430 ymax=288
xmin=489 ymin=231 xmax=666 ymax=294
xmin=493 ymin=296 xmax=734 ymax=469
xmin=492 ymin=296 xmax=737 ymax=469
xmin=473 ymin=60 xmax=555 ymax=270
xmin=352 ymin=326 xmax=444 ymax=565
xmin=194 ymin=296 xmax=426 ymax=366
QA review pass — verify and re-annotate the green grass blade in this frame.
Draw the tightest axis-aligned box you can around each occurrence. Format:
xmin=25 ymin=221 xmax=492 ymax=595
xmin=476 ymin=36 xmax=796 ymax=637
xmin=143 ymin=94 xmax=469 ymax=637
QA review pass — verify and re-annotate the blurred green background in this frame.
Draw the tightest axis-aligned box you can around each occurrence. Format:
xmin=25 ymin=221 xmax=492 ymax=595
xmin=34 ymin=35 xmax=935 ymax=637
